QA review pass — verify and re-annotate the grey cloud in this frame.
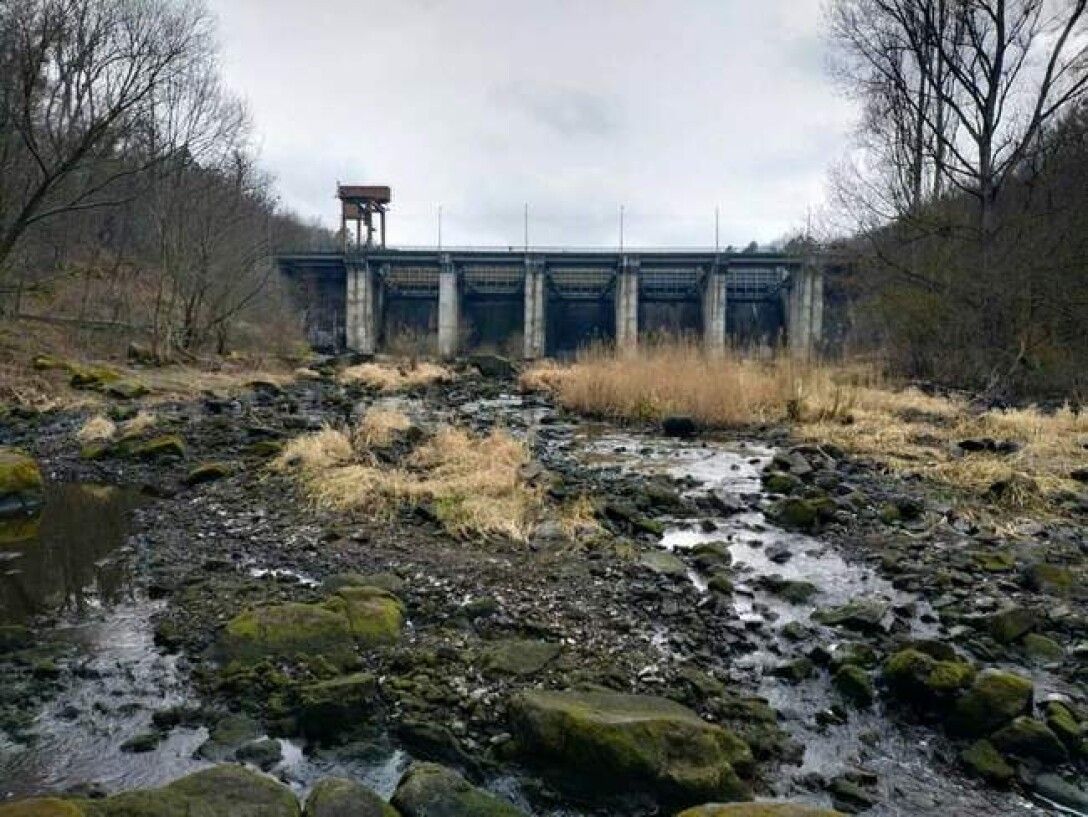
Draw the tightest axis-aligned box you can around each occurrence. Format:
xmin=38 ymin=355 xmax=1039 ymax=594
xmin=492 ymin=81 xmax=623 ymax=138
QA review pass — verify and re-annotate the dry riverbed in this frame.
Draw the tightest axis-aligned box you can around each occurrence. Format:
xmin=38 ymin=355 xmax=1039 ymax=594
xmin=0 ymin=358 xmax=1085 ymax=817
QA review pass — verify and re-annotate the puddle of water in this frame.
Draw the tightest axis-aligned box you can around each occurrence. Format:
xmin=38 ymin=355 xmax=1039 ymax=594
xmin=0 ymin=484 xmax=143 ymax=625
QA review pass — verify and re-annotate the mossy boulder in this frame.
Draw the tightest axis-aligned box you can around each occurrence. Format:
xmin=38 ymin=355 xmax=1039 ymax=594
xmin=762 ymin=472 xmax=802 ymax=495
xmin=990 ymin=716 xmax=1068 ymax=764
xmin=961 ymin=739 xmax=1015 ymax=785
xmin=304 ymin=777 xmax=399 ymax=817
xmin=833 ymin=665 xmax=874 ymax=708
xmin=100 ymin=764 xmax=300 ymax=816
xmin=293 ymin=673 xmax=378 ymax=739
xmin=812 ymin=600 xmax=888 ymax=633
xmin=184 ymin=462 xmax=232 ymax=486
xmin=324 ymin=586 xmax=404 ymax=647
xmin=324 ymin=572 xmax=406 ymax=595
xmin=676 ymin=805 xmax=843 ymax=817
xmin=759 ymin=576 xmax=817 ymax=604
xmin=691 ymin=542 xmax=733 ymax=571
xmin=69 ymin=364 xmax=121 ymax=390
xmin=218 ymin=602 xmax=356 ymax=668
xmin=482 ymin=639 xmax=560 ymax=677
xmin=949 ymin=669 xmax=1033 ymax=737
xmin=0 ymin=448 xmax=44 ymax=518
xmin=0 ymin=800 xmax=86 ymax=817
xmin=106 ymin=380 xmax=149 ymax=400
xmin=1022 ymin=633 xmax=1064 ymax=663
xmin=391 ymin=763 xmax=525 ymax=817
xmin=770 ymin=498 xmax=819 ymax=529
xmin=130 ymin=435 xmax=186 ymax=461
xmin=508 ymin=688 xmax=753 ymax=807
xmin=882 ymin=649 xmax=975 ymax=704
xmin=986 ymin=605 xmax=1038 ymax=644
xmin=1023 ymin=563 xmax=1075 ymax=596
xmin=1045 ymin=701 xmax=1086 ymax=756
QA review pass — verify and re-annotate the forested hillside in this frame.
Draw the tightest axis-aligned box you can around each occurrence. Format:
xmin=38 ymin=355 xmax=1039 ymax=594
xmin=0 ymin=0 xmax=333 ymax=362
xmin=826 ymin=0 xmax=1088 ymax=397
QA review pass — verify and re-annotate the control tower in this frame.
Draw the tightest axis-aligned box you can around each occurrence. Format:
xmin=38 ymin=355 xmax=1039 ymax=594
xmin=338 ymin=184 xmax=390 ymax=249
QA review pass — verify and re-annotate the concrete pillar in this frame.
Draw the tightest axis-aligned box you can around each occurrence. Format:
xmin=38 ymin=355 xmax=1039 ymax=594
xmin=701 ymin=265 xmax=728 ymax=355
xmin=345 ymin=261 xmax=379 ymax=354
xmin=787 ymin=267 xmax=823 ymax=359
xmin=615 ymin=255 xmax=640 ymax=351
xmin=438 ymin=254 xmax=460 ymax=359
xmin=523 ymin=257 xmax=546 ymax=360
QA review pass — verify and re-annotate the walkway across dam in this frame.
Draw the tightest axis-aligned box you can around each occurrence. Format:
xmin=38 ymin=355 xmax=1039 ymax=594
xmin=276 ymin=247 xmax=824 ymax=359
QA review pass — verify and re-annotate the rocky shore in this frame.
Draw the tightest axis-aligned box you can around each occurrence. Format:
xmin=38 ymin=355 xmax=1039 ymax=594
xmin=0 ymin=361 xmax=1084 ymax=816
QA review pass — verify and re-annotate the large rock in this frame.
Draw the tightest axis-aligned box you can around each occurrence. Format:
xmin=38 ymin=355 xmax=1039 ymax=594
xmin=482 ymin=639 xmax=561 ymax=676
xmin=391 ymin=763 xmax=525 ymax=817
xmin=882 ymin=649 xmax=975 ymax=704
xmin=986 ymin=605 xmax=1038 ymax=644
xmin=293 ymin=673 xmax=378 ymax=739
xmin=960 ymin=739 xmax=1015 ymax=785
xmin=99 ymin=765 xmax=300 ymax=816
xmin=0 ymin=800 xmax=85 ymax=817
xmin=508 ymin=689 xmax=752 ymax=807
xmin=812 ymin=600 xmax=888 ymax=633
xmin=467 ymin=353 xmax=517 ymax=379
xmin=990 ymin=716 xmax=1068 ymax=764
xmin=0 ymin=448 xmax=43 ymax=518
xmin=325 ymin=586 xmax=405 ymax=647
xmin=676 ymin=805 xmax=843 ymax=817
xmin=217 ymin=602 xmax=356 ymax=667
xmin=949 ymin=669 xmax=1033 ymax=737
xmin=304 ymin=777 xmax=399 ymax=817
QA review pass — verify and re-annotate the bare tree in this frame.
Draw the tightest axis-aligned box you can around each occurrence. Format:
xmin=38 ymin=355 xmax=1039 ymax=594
xmin=0 ymin=0 xmax=216 ymax=299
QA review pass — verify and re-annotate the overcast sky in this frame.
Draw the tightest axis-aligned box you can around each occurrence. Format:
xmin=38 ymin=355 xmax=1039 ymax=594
xmin=208 ymin=0 xmax=855 ymax=248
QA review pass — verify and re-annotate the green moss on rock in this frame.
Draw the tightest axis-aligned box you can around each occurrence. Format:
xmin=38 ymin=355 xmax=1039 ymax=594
xmin=0 ymin=447 xmax=43 ymax=517
xmin=218 ymin=602 xmax=356 ymax=668
xmin=482 ymin=639 xmax=560 ymax=677
xmin=304 ymin=777 xmax=399 ymax=817
xmin=1022 ymin=633 xmax=1064 ymax=663
xmin=100 ymin=764 xmax=299 ymax=817
xmin=293 ymin=673 xmax=377 ymax=739
xmin=949 ymin=669 xmax=1033 ymax=737
xmin=323 ymin=586 xmax=404 ymax=647
xmin=961 ymin=739 xmax=1015 ymax=785
xmin=676 ymin=805 xmax=843 ymax=817
xmin=990 ymin=716 xmax=1069 ymax=764
xmin=391 ymin=763 xmax=524 ymax=817
xmin=508 ymin=688 xmax=753 ymax=807
xmin=184 ymin=462 xmax=232 ymax=486
xmin=130 ymin=435 xmax=186 ymax=461
xmin=986 ymin=605 xmax=1038 ymax=644
xmin=1045 ymin=701 xmax=1085 ymax=756
xmin=1023 ymin=563 xmax=1075 ymax=595
xmin=883 ymin=649 xmax=975 ymax=704
xmin=0 ymin=799 xmax=86 ymax=817
xmin=833 ymin=665 xmax=874 ymax=708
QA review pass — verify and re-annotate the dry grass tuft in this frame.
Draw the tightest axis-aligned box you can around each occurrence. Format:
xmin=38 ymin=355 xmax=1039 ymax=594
xmin=274 ymin=421 xmax=540 ymax=540
xmin=525 ymin=341 xmax=1088 ymax=515
xmin=353 ymin=408 xmax=413 ymax=450
xmin=77 ymin=414 xmax=117 ymax=443
xmin=119 ymin=410 xmax=158 ymax=437
xmin=339 ymin=361 xmax=452 ymax=392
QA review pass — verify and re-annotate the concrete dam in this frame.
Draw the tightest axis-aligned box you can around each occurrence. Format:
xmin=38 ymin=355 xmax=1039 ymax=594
xmin=275 ymin=186 xmax=825 ymax=359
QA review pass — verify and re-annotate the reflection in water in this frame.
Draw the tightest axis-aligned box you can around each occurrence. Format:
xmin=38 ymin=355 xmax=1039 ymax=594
xmin=0 ymin=484 xmax=143 ymax=624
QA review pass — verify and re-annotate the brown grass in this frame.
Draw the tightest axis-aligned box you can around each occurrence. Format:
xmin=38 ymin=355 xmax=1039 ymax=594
xmin=520 ymin=341 xmax=857 ymax=427
xmin=273 ymin=421 xmax=542 ymax=540
xmin=119 ymin=410 xmax=158 ymax=437
xmin=339 ymin=361 xmax=452 ymax=392
xmin=523 ymin=342 xmax=1088 ymax=514
xmin=76 ymin=414 xmax=117 ymax=443
xmin=353 ymin=408 xmax=413 ymax=449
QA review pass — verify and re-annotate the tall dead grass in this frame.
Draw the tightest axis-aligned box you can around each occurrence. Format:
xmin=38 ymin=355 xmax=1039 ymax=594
xmin=339 ymin=361 xmax=452 ymax=392
xmin=520 ymin=341 xmax=860 ymax=427
xmin=523 ymin=342 xmax=1088 ymax=513
xmin=273 ymin=415 xmax=541 ymax=540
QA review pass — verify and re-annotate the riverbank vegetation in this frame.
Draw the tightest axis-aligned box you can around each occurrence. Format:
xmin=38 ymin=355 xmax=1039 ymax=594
xmin=272 ymin=413 xmax=544 ymax=540
xmin=523 ymin=343 xmax=1088 ymax=514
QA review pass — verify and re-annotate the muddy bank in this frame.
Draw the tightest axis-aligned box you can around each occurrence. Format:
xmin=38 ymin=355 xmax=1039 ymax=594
xmin=0 ymin=367 xmax=1084 ymax=816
